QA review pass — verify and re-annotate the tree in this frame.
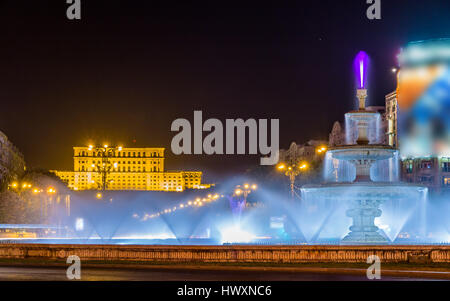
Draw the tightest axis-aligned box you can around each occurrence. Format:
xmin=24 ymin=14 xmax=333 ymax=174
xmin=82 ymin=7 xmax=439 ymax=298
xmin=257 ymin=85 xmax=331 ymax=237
xmin=0 ymin=170 xmax=70 ymax=224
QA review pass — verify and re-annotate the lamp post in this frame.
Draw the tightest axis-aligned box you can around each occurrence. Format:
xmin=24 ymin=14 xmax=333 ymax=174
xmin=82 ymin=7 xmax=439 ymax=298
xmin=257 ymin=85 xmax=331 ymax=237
xmin=231 ymin=183 xmax=257 ymax=223
xmin=90 ymin=144 xmax=121 ymax=191
xmin=234 ymin=183 xmax=257 ymax=207
xmin=276 ymin=162 xmax=309 ymax=199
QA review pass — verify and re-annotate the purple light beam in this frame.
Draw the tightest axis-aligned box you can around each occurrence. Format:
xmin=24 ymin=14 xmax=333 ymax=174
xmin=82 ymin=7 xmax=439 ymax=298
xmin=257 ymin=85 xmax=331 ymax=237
xmin=354 ymin=51 xmax=369 ymax=89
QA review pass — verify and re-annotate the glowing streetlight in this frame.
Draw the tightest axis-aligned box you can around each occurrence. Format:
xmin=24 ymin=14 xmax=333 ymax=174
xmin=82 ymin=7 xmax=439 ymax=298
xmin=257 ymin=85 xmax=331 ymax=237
xmin=299 ymin=162 xmax=309 ymax=170
xmin=277 ymin=163 xmax=286 ymax=171
xmin=276 ymin=161 xmax=309 ymax=199
xmin=96 ymin=192 xmax=103 ymax=199
xmin=316 ymin=145 xmax=328 ymax=154
xmin=234 ymin=183 xmax=257 ymax=206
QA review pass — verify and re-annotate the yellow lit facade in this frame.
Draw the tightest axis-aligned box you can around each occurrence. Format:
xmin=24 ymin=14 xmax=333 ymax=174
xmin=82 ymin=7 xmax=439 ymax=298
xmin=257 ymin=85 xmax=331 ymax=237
xmin=52 ymin=147 xmax=210 ymax=191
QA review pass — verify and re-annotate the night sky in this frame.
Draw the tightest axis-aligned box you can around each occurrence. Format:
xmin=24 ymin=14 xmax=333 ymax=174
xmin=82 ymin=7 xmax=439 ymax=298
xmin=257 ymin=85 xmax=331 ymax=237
xmin=0 ymin=0 xmax=449 ymax=182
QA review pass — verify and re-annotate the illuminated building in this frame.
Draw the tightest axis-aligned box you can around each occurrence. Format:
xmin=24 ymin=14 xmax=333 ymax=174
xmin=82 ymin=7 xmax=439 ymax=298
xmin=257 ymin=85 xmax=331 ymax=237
xmin=385 ymin=91 xmax=398 ymax=148
xmin=402 ymin=157 xmax=450 ymax=193
xmin=52 ymin=146 xmax=210 ymax=191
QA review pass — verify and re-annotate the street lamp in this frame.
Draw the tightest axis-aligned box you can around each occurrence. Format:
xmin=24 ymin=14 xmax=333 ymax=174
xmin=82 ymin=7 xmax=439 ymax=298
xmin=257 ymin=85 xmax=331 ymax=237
xmin=9 ymin=182 xmax=34 ymax=194
xmin=234 ymin=183 xmax=257 ymax=206
xmin=316 ymin=145 xmax=328 ymax=154
xmin=276 ymin=161 xmax=309 ymax=199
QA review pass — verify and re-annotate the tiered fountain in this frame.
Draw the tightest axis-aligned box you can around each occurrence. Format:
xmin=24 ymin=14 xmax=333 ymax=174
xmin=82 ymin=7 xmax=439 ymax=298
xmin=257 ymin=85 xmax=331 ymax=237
xmin=301 ymin=51 xmax=428 ymax=244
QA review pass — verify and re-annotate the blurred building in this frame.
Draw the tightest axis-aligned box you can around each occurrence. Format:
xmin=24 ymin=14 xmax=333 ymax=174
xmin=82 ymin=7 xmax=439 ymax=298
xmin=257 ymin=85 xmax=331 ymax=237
xmin=279 ymin=140 xmax=328 ymax=164
xmin=396 ymin=39 xmax=450 ymax=194
xmin=0 ymin=130 xmax=26 ymax=187
xmin=53 ymin=146 xmax=210 ymax=192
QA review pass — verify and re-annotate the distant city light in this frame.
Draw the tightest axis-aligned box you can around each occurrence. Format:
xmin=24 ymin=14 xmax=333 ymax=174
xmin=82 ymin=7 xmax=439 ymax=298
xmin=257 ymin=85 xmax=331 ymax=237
xmin=138 ymin=193 xmax=223 ymax=221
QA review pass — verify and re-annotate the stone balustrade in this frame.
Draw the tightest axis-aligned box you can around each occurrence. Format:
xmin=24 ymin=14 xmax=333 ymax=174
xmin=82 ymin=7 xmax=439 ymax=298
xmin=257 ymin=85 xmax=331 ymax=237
xmin=0 ymin=244 xmax=449 ymax=263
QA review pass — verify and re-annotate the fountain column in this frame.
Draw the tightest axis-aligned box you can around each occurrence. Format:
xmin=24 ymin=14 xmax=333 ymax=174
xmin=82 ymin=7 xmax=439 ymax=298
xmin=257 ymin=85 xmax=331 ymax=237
xmin=341 ymin=198 xmax=387 ymax=244
xmin=341 ymin=84 xmax=389 ymax=244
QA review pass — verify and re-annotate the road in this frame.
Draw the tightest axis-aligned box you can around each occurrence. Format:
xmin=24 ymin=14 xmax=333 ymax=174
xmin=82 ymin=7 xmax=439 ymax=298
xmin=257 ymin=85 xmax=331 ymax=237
xmin=0 ymin=265 xmax=441 ymax=281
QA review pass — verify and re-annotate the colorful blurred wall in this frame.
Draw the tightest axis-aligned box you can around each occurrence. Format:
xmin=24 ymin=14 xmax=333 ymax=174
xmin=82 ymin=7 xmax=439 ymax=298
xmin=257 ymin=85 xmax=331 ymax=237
xmin=397 ymin=39 xmax=450 ymax=193
xmin=397 ymin=39 xmax=450 ymax=158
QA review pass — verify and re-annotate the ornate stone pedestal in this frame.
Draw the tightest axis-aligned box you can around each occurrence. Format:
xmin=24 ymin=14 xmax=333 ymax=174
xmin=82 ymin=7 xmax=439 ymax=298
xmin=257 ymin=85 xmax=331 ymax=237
xmin=341 ymin=199 xmax=388 ymax=244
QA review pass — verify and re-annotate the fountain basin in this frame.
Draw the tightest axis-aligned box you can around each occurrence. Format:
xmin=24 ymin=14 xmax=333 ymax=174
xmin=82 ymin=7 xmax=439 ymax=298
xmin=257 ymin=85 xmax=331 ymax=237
xmin=301 ymin=182 xmax=428 ymax=244
xmin=328 ymin=145 xmax=398 ymax=181
xmin=302 ymin=182 xmax=427 ymax=202
xmin=329 ymin=145 xmax=397 ymax=161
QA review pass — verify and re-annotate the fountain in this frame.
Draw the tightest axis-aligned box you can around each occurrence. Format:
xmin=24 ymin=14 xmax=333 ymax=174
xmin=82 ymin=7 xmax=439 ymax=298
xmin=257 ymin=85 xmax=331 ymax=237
xmin=301 ymin=51 xmax=428 ymax=245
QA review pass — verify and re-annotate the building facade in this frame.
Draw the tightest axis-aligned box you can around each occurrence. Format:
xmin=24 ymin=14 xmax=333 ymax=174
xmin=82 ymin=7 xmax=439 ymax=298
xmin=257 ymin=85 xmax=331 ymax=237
xmin=53 ymin=146 xmax=209 ymax=192
xmin=402 ymin=157 xmax=450 ymax=194
xmin=279 ymin=140 xmax=328 ymax=164
xmin=385 ymin=92 xmax=450 ymax=194
xmin=385 ymin=91 xmax=399 ymax=148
